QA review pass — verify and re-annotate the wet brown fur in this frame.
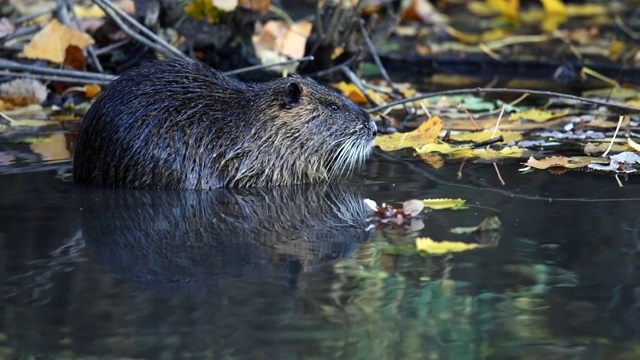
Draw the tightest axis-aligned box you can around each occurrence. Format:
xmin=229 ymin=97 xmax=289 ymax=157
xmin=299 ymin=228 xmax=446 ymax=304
xmin=73 ymin=57 xmax=377 ymax=189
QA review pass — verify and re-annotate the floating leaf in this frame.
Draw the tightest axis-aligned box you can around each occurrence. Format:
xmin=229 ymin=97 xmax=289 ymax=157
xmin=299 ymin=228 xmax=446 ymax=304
xmin=375 ymin=116 xmax=443 ymax=151
xmin=403 ymin=199 xmax=425 ymax=217
xmin=423 ymin=198 xmax=467 ymax=210
xmin=450 ymin=130 xmax=522 ymax=143
xmin=526 ymin=156 xmax=591 ymax=170
xmin=508 ymin=108 xmax=570 ymax=122
xmin=417 ymin=143 xmax=524 ymax=159
xmin=416 ymin=237 xmax=481 ymax=254
xmin=450 ymin=216 xmax=502 ymax=234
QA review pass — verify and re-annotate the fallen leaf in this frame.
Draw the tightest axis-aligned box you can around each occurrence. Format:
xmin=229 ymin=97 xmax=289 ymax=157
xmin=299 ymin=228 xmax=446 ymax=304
xmin=450 ymin=130 xmax=522 ymax=143
xmin=417 ymin=152 xmax=444 ymax=169
xmin=423 ymin=198 xmax=467 ymax=210
xmin=0 ymin=78 xmax=48 ymax=106
xmin=417 ymin=143 xmax=524 ymax=159
xmin=24 ymin=19 xmax=95 ymax=63
xmin=450 ymin=216 xmax=502 ymax=234
xmin=403 ymin=199 xmax=425 ymax=217
xmin=29 ymin=133 xmax=70 ymax=161
xmin=253 ymin=20 xmax=312 ymax=60
xmin=588 ymin=151 xmax=640 ymax=173
xmin=526 ymin=156 xmax=591 ymax=170
xmin=333 ymin=82 xmax=385 ymax=105
xmin=416 ymin=237 xmax=481 ymax=254
xmin=375 ymin=116 xmax=443 ymax=151
xmin=508 ymin=108 xmax=570 ymax=122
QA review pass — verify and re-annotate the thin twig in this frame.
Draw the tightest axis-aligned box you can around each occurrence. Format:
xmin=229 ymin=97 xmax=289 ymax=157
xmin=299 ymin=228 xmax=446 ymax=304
xmin=358 ymin=19 xmax=409 ymax=113
xmin=341 ymin=66 xmax=379 ymax=106
xmin=92 ymin=0 xmax=186 ymax=59
xmin=602 ymin=115 xmax=625 ymax=157
xmin=0 ymin=59 xmax=114 ymax=81
xmin=0 ymin=70 xmax=112 ymax=84
xmin=368 ymin=88 xmax=640 ymax=114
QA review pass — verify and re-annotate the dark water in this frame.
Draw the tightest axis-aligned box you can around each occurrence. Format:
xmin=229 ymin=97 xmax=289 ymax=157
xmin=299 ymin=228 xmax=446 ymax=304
xmin=1 ymin=132 xmax=640 ymax=359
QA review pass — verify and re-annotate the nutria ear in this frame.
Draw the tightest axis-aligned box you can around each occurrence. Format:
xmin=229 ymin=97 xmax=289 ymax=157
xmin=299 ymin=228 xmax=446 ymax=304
xmin=281 ymin=82 xmax=303 ymax=109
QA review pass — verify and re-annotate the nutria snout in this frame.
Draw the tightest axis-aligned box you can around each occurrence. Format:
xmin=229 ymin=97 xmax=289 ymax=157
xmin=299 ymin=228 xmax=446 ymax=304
xmin=72 ymin=57 xmax=376 ymax=189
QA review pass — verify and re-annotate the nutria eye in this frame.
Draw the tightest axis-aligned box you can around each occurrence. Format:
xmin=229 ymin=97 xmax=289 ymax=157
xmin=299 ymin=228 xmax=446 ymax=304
xmin=327 ymin=103 xmax=340 ymax=112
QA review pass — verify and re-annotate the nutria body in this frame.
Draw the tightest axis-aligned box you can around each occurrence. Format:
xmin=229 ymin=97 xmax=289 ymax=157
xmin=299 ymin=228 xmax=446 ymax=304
xmin=73 ymin=57 xmax=376 ymax=189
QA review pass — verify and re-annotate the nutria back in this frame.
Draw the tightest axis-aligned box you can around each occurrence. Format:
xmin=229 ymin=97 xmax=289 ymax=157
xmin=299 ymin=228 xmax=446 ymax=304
xmin=73 ymin=57 xmax=377 ymax=189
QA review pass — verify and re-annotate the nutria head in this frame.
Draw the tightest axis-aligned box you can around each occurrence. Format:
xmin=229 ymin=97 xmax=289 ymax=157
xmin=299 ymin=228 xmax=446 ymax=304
xmin=73 ymin=57 xmax=376 ymax=189
xmin=223 ymin=75 xmax=377 ymax=187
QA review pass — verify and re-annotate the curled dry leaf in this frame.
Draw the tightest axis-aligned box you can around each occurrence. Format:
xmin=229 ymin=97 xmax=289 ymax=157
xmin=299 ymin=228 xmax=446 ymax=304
xmin=402 ymin=199 xmax=425 ymax=217
xmin=526 ymin=156 xmax=591 ymax=170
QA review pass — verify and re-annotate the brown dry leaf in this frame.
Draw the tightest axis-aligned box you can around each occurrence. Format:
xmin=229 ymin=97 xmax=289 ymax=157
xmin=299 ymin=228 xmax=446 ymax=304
xmin=29 ymin=133 xmax=70 ymax=161
xmin=253 ymin=20 xmax=312 ymax=60
xmin=24 ymin=19 xmax=95 ymax=64
xmin=375 ymin=116 xmax=443 ymax=151
xmin=63 ymin=45 xmax=86 ymax=71
xmin=401 ymin=0 xmax=447 ymax=24
xmin=526 ymin=156 xmax=591 ymax=170
xmin=239 ymin=0 xmax=271 ymax=11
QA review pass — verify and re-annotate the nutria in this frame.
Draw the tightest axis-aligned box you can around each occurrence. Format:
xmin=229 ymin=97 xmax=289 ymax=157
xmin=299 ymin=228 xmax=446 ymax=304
xmin=72 ymin=57 xmax=377 ymax=189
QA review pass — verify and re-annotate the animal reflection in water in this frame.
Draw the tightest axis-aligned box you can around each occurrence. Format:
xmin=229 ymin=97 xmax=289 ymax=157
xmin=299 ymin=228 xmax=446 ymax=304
xmin=76 ymin=185 xmax=373 ymax=291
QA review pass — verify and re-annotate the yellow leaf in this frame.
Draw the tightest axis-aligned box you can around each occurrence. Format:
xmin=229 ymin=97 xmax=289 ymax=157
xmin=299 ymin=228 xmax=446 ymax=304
xmin=540 ymin=0 xmax=567 ymax=16
xmin=423 ymin=198 xmax=466 ymax=210
xmin=450 ymin=130 xmax=522 ymax=143
xmin=417 ymin=143 xmax=523 ymax=159
xmin=417 ymin=152 xmax=444 ymax=169
xmin=508 ymin=108 xmax=569 ymax=122
xmin=416 ymin=237 xmax=481 ymax=254
xmin=84 ymin=84 xmax=102 ymax=99
xmin=333 ymin=82 xmax=385 ymax=105
xmin=471 ymin=146 xmax=523 ymax=158
xmin=566 ymin=4 xmax=606 ymax=17
xmin=29 ymin=133 xmax=70 ymax=161
xmin=23 ymin=19 xmax=95 ymax=64
xmin=375 ymin=116 xmax=443 ymax=151
xmin=485 ymin=0 xmax=520 ymax=20
xmin=73 ymin=4 xmax=105 ymax=18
